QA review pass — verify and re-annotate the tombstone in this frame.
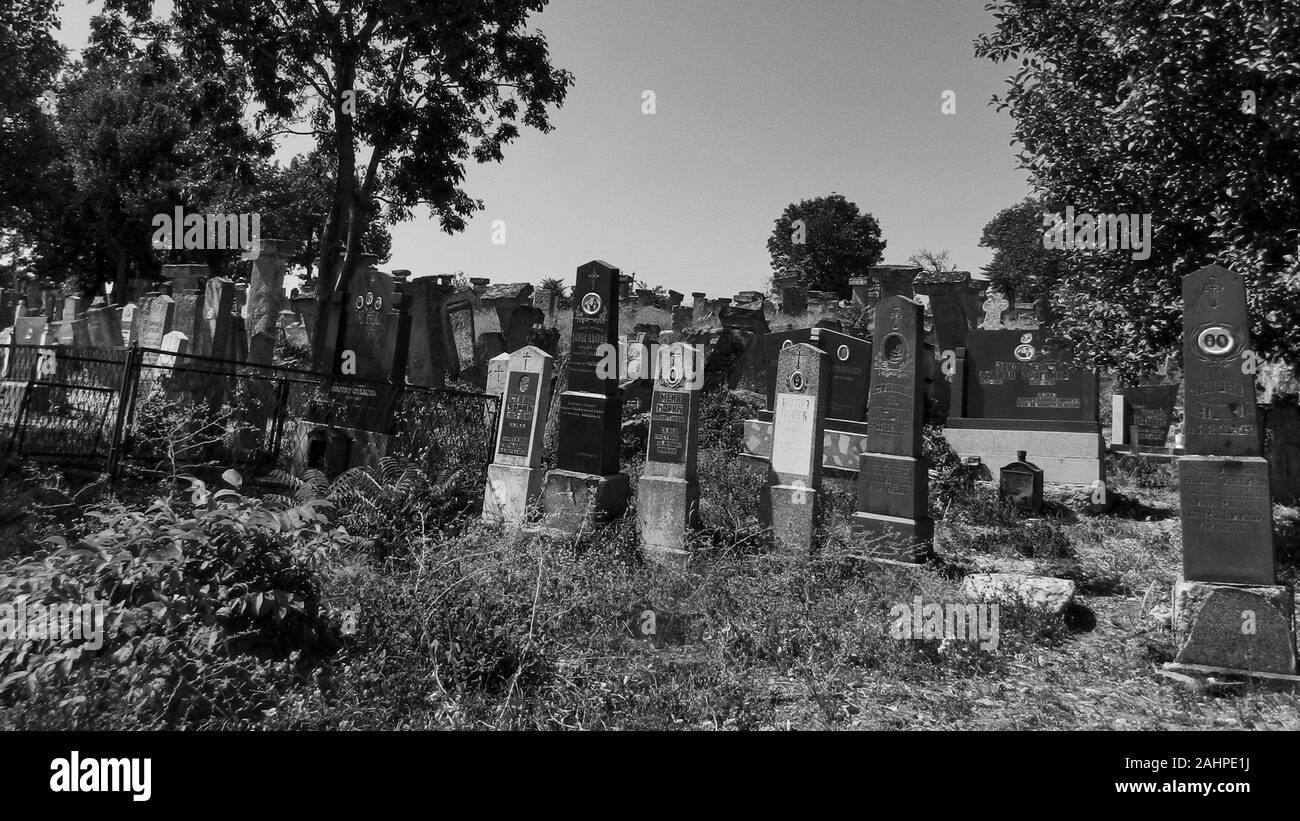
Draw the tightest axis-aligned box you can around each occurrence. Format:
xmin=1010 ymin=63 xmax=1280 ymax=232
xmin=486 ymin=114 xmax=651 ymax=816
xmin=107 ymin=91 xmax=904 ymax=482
xmin=485 ymin=352 xmax=511 ymax=400
xmin=850 ymin=296 xmax=932 ymax=560
xmin=916 ymin=270 xmax=974 ymax=354
xmin=542 ymin=261 xmax=629 ymax=530
xmin=1265 ymin=400 xmax=1300 ymax=505
xmin=318 ymin=266 xmax=413 ymax=431
xmin=870 ymin=265 xmax=921 ymax=301
xmin=1114 ymin=383 xmax=1179 ymax=449
xmin=999 ymin=450 xmax=1044 ymax=515
xmin=120 ymin=303 xmax=139 ymax=346
xmin=638 ymin=342 xmax=704 ymax=561
xmin=156 ymin=331 xmax=190 ymax=368
xmin=0 ymin=328 xmax=10 ymax=378
xmin=483 ymin=346 xmax=555 ymax=525
xmin=944 ymin=328 xmax=1103 ymax=484
xmin=14 ymin=316 xmax=47 ymax=348
xmin=139 ymin=294 xmax=176 ymax=350
xmin=163 ymin=264 xmax=210 ymax=346
xmin=243 ymin=238 xmax=297 ymax=366
xmin=405 ymin=274 xmax=456 ymax=388
xmin=1173 ymin=264 xmax=1292 ymax=675
xmin=763 ymin=328 xmax=871 ymax=423
xmin=193 ymin=278 xmax=235 ymax=360
xmin=86 ymin=307 xmax=123 ymax=349
xmin=760 ymin=337 xmax=829 ymax=554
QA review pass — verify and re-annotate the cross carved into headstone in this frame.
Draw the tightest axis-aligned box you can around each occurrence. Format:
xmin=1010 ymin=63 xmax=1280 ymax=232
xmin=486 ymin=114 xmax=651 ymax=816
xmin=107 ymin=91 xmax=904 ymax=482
xmin=1204 ymin=276 xmax=1223 ymax=309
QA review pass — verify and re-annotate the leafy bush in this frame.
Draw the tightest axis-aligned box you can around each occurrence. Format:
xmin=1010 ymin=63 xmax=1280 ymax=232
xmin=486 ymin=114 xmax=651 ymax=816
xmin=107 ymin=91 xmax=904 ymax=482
xmin=0 ymin=470 xmax=350 ymax=727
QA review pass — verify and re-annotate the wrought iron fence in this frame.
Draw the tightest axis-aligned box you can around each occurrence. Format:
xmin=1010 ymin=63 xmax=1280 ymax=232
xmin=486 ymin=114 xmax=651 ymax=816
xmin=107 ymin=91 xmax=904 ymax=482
xmin=0 ymin=343 xmax=499 ymax=483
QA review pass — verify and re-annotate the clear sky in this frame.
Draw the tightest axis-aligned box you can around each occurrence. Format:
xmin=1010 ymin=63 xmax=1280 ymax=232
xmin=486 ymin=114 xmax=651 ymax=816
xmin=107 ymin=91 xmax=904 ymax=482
xmin=52 ymin=0 xmax=1032 ymax=297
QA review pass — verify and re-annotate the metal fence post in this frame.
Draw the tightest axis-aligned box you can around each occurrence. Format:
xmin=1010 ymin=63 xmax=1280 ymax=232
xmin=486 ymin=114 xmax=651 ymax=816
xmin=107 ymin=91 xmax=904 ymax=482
xmin=105 ymin=343 xmax=142 ymax=480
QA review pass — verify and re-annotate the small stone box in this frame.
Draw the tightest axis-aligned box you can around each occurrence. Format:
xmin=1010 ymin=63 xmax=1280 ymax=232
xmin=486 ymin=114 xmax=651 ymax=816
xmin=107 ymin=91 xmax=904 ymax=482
xmin=999 ymin=450 xmax=1044 ymax=515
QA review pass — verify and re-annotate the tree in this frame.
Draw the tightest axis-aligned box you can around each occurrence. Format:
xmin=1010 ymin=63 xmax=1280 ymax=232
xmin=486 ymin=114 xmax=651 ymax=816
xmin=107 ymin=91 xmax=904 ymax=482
xmin=977 ymin=197 xmax=1065 ymax=304
xmin=766 ymin=193 xmax=885 ymax=296
xmin=907 ymin=248 xmax=957 ymax=276
xmin=976 ymin=0 xmax=1300 ymax=376
xmin=0 ymin=0 xmax=66 ymax=288
xmin=130 ymin=0 xmax=575 ymax=363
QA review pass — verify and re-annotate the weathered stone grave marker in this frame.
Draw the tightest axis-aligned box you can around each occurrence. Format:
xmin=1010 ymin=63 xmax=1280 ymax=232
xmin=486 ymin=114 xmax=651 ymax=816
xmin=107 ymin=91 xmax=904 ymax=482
xmin=760 ymin=333 xmax=829 ymax=553
xmin=850 ymin=296 xmax=932 ymax=560
xmin=541 ymin=261 xmax=629 ymax=530
xmin=638 ymin=342 xmax=704 ymax=561
xmin=1172 ymin=264 xmax=1294 ymax=675
xmin=483 ymin=346 xmax=554 ymax=525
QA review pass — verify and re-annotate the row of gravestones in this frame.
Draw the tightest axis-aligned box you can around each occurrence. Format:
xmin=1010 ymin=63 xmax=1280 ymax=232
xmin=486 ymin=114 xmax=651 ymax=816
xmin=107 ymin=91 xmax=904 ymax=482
xmin=479 ymin=260 xmax=940 ymax=563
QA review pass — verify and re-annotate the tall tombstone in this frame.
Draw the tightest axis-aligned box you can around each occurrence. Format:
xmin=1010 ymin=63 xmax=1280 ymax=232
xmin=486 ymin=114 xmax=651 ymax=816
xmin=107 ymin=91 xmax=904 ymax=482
xmin=1173 ymin=264 xmax=1293 ymax=675
xmin=194 ymin=277 xmax=235 ymax=360
xmin=850 ymin=296 xmax=933 ymax=561
xmin=243 ymin=238 xmax=296 ymax=365
xmin=162 ymin=264 xmax=210 ymax=344
xmin=760 ymin=336 xmax=829 ymax=554
xmin=542 ymin=260 xmax=629 ymax=530
xmin=120 ymin=303 xmax=139 ymax=346
xmin=139 ymin=294 xmax=176 ymax=350
xmin=483 ymin=346 xmax=555 ymax=525
xmin=638 ymin=342 xmax=704 ymax=560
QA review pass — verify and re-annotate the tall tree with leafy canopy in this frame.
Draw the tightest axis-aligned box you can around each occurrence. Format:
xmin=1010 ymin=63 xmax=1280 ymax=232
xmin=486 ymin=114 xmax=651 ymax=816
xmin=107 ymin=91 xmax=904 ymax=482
xmin=0 ymin=0 xmax=66 ymax=286
xmin=978 ymin=197 xmax=1065 ymax=305
xmin=119 ymin=0 xmax=574 ymax=361
xmin=766 ymin=193 xmax=885 ymax=296
xmin=976 ymin=0 xmax=1300 ymax=377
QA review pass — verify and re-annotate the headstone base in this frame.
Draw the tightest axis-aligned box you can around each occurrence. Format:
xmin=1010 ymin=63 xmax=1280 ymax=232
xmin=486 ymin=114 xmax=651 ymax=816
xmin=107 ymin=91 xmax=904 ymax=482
xmin=1178 ymin=455 xmax=1274 ymax=585
xmin=541 ymin=469 xmax=630 ymax=532
xmin=637 ymin=475 xmax=700 ymax=559
xmin=483 ymin=462 xmax=545 ymax=525
xmin=849 ymin=512 xmax=933 ymax=563
xmin=943 ymin=422 xmax=1104 ymax=485
xmin=1172 ymin=580 xmax=1296 ymax=675
xmin=762 ymin=483 xmax=819 ymax=554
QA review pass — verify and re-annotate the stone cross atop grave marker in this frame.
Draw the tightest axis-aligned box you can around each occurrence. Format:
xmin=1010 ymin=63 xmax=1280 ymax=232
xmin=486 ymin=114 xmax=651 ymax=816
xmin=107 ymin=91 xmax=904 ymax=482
xmin=851 ymin=295 xmax=933 ymax=561
xmin=542 ymin=260 xmax=629 ymax=531
xmin=760 ymin=336 xmax=829 ymax=554
xmin=639 ymin=342 xmax=704 ymax=561
xmin=980 ymin=292 xmax=1009 ymax=330
xmin=483 ymin=345 xmax=555 ymax=525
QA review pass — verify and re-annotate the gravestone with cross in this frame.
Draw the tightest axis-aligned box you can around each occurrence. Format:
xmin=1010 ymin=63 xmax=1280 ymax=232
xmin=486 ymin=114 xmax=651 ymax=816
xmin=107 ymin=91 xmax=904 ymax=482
xmin=638 ymin=342 xmax=705 ymax=560
xmin=850 ymin=295 xmax=933 ymax=560
xmin=760 ymin=335 xmax=830 ymax=554
xmin=542 ymin=261 xmax=630 ymax=531
xmin=1172 ymin=264 xmax=1293 ymax=675
xmin=483 ymin=346 xmax=555 ymax=525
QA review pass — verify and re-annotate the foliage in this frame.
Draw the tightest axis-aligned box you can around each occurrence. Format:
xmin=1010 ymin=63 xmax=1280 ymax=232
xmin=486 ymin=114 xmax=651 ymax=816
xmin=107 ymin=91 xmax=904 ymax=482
xmin=0 ymin=471 xmax=349 ymax=727
xmin=766 ymin=193 xmax=886 ymax=296
xmin=978 ymin=196 xmax=1066 ymax=305
xmin=976 ymin=0 xmax=1300 ymax=376
xmin=907 ymin=248 xmax=957 ymax=275
xmin=127 ymin=0 xmax=575 ymax=362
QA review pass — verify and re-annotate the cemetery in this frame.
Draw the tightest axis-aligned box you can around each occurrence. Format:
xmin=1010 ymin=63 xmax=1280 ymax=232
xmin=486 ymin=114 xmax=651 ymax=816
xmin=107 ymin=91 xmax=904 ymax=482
xmin=3 ymin=0 xmax=1300 ymax=738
